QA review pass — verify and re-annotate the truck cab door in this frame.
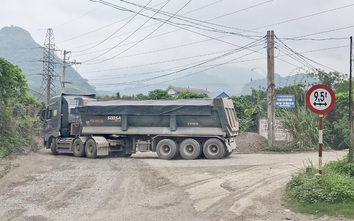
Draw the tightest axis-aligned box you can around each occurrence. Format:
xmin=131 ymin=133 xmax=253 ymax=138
xmin=42 ymin=107 xmax=60 ymax=146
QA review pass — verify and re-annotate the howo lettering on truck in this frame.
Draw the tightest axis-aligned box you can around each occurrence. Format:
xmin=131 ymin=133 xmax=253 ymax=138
xmin=40 ymin=93 xmax=239 ymax=160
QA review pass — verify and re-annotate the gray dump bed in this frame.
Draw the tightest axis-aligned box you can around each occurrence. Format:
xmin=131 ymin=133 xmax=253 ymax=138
xmin=79 ymin=98 xmax=239 ymax=138
xmin=84 ymin=99 xmax=214 ymax=116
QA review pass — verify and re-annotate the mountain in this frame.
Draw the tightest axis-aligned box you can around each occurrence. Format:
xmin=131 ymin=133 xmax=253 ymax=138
xmin=114 ymin=65 xmax=264 ymax=96
xmin=240 ymin=73 xmax=316 ymax=95
xmin=0 ymin=26 xmax=96 ymax=99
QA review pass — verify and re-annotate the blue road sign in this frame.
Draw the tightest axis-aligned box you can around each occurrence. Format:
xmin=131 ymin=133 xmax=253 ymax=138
xmin=275 ymin=94 xmax=295 ymax=108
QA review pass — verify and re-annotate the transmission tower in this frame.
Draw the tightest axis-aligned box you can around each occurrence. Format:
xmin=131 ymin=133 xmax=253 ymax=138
xmin=39 ymin=28 xmax=58 ymax=105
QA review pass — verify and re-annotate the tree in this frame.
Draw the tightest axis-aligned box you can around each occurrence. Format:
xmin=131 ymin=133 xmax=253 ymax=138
xmin=175 ymin=91 xmax=209 ymax=99
xmin=115 ymin=92 xmax=121 ymax=99
xmin=231 ymin=89 xmax=266 ymax=133
xmin=135 ymin=93 xmax=148 ymax=100
xmin=0 ymin=58 xmax=41 ymax=157
xmin=148 ymin=89 xmax=172 ymax=100
xmin=0 ymin=58 xmax=27 ymax=104
xmin=309 ymin=70 xmax=347 ymax=89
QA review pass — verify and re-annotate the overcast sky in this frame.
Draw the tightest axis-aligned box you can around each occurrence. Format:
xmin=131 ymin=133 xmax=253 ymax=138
xmin=1 ymin=0 xmax=353 ymax=92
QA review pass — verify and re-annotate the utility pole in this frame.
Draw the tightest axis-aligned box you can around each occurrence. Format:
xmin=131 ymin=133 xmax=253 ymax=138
xmin=61 ymin=50 xmax=81 ymax=93
xmin=350 ymin=36 xmax=353 ymax=163
xmin=267 ymin=30 xmax=275 ymax=146
xmin=61 ymin=50 xmax=68 ymax=93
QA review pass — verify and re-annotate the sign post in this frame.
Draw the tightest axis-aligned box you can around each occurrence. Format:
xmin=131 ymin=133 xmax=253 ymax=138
xmin=306 ymin=84 xmax=336 ymax=175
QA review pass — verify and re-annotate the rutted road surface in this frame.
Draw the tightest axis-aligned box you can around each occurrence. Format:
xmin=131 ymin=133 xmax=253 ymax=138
xmin=0 ymin=149 xmax=350 ymax=221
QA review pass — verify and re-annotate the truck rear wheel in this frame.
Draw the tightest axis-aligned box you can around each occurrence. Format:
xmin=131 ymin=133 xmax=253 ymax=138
xmin=156 ymin=139 xmax=178 ymax=160
xmin=179 ymin=138 xmax=202 ymax=160
xmin=85 ymin=138 xmax=97 ymax=158
xmin=203 ymin=138 xmax=226 ymax=159
xmin=73 ymin=138 xmax=85 ymax=157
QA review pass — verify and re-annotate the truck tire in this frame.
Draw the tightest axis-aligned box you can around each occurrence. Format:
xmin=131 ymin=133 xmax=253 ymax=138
xmin=203 ymin=138 xmax=226 ymax=159
xmin=50 ymin=138 xmax=58 ymax=155
xmin=73 ymin=138 xmax=85 ymax=157
xmin=179 ymin=138 xmax=202 ymax=160
xmin=85 ymin=138 xmax=97 ymax=158
xmin=156 ymin=139 xmax=178 ymax=160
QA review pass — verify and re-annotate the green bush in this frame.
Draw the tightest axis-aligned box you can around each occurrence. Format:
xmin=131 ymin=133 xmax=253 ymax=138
xmin=287 ymin=157 xmax=354 ymax=204
xmin=0 ymin=102 xmax=40 ymax=158
xmin=324 ymin=155 xmax=354 ymax=178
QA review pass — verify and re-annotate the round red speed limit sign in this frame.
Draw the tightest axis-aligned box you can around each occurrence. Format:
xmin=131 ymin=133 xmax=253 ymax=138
xmin=306 ymin=84 xmax=336 ymax=114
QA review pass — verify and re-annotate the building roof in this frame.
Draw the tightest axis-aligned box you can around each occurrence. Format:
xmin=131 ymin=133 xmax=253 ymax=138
xmin=167 ymin=86 xmax=209 ymax=94
xmin=208 ymin=92 xmax=230 ymax=98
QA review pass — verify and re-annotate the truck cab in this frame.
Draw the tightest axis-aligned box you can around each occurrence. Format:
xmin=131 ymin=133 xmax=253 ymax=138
xmin=41 ymin=93 xmax=96 ymax=150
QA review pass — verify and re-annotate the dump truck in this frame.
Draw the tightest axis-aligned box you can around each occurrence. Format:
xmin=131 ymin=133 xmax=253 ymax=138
xmin=40 ymin=93 xmax=239 ymax=160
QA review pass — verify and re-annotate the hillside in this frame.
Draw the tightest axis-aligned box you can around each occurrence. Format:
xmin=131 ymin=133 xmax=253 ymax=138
xmin=0 ymin=26 xmax=96 ymax=98
xmin=240 ymin=73 xmax=316 ymax=95
xmin=114 ymin=65 xmax=265 ymax=96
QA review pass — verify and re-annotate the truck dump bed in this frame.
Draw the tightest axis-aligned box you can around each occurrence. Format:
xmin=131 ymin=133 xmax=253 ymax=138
xmin=84 ymin=99 xmax=213 ymax=116
xmin=79 ymin=98 xmax=238 ymax=138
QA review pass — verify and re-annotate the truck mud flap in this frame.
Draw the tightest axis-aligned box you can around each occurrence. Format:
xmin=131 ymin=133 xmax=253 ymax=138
xmin=225 ymin=137 xmax=237 ymax=152
xmin=91 ymin=136 xmax=109 ymax=156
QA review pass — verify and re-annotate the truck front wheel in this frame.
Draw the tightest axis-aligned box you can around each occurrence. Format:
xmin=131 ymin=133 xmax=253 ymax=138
xmin=179 ymin=138 xmax=202 ymax=160
xmin=85 ymin=139 xmax=97 ymax=158
xmin=73 ymin=138 xmax=85 ymax=157
xmin=50 ymin=138 xmax=58 ymax=155
xmin=156 ymin=139 xmax=178 ymax=160
xmin=203 ymin=138 xmax=226 ymax=159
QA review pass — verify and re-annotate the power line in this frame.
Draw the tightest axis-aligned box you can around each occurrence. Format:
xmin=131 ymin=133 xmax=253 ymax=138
xmin=84 ymin=0 xmax=172 ymax=62
xmin=119 ymin=45 xmax=266 ymax=91
xmin=58 ymin=1 xmax=169 ymax=45
xmin=53 ymin=5 xmax=105 ymax=29
xmin=64 ymin=1 xmax=273 ymax=68
xmin=62 ymin=0 xmax=266 ymax=50
xmin=89 ymin=40 xmax=264 ymax=69
xmin=275 ymin=35 xmax=344 ymax=74
xmin=76 ymin=33 xmax=233 ymax=56
xmin=93 ymin=46 xmax=249 ymax=86
xmin=250 ymin=3 xmax=354 ymax=31
xmin=83 ymin=42 xmax=265 ymax=77
xmin=292 ymin=25 xmax=354 ymax=39
xmin=82 ymin=43 xmax=345 ymax=77
xmin=60 ymin=0 xmax=219 ymax=47
xmin=277 ymin=37 xmax=348 ymax=41
xmin=115 ymin=0 xmax=269 ymax=35
xmin=83 ymin=9 xmax=266 ymax=65
xmin=84 ymin=49 xmax=237 ymax=76
xmin=90 ymin=37 xmax=265 ymax=86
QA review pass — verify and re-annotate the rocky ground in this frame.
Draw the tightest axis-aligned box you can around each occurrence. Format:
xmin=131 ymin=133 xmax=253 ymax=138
xmin=0 ymin=133 xmax=351 ymax=221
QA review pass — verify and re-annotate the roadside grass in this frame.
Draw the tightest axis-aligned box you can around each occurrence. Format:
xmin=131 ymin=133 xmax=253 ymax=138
xmin=285 ymin=155 xmax=354 ymax=219
xmin=261 ymin=145 xmax=294 ymax=152
xmin=260 ymin=144 xmax=318 ymax=152
xmin=285 ymin=198 xmax=354 ymax=218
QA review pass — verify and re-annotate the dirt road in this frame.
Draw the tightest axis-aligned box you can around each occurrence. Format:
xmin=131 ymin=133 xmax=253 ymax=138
xmin=0 ymin=149 xmax=350 ymax=221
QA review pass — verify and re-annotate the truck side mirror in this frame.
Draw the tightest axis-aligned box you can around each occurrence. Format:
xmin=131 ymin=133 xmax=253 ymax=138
xmin=40 ymin=109 xmax=46 ymax=121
